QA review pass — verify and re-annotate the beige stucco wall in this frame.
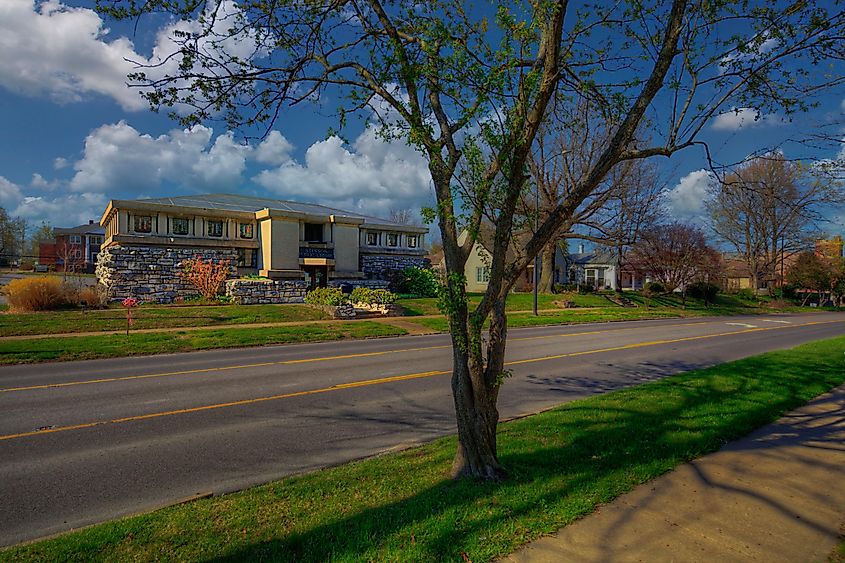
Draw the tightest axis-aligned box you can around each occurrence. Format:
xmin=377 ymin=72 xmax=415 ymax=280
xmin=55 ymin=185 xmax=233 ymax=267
xmin=268 ymin=218 xmax=300 ymax=271
xmin=333 ymin=223 xmax=360 ymax=274
xmin=464 ymin=242 xmax=492 ymax=293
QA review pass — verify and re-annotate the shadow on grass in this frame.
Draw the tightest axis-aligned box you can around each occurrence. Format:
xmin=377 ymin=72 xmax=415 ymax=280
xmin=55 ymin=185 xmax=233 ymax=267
xmin=198 ymin=342 xmax=844 ymax=563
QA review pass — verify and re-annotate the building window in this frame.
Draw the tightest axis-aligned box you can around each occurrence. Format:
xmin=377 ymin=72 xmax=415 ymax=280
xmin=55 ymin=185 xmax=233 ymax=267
xmin=172 ymin=217 xmax=189 ymax=235
xmin=585 ymin=269 xmax=596 ymax=287
xmin=133 ymin=215 xmax=152 ymax=233
xmin=476 ymin=266 xmax=490 ymax=283
xmin=239 ymin=223 xmax=254 ymax=239
xmin=89 ymin=235 xmax=103 ymax=245
xmin=407 ymin=235 xmax=418 ymax=248
xmin=366 ymin=231 xmax=380 ymax=246
xmin=207 ymin=220 xmax=224 ymax=237
xmin=304 ymin=223 xmax=323 ymax=242
xmin=68 ymin=235 xmax=82 ymax=244
xmin=386 ymin=233 xmax=399 ymax=247
xmin=237 ymin=248 xmax=257 ymax=268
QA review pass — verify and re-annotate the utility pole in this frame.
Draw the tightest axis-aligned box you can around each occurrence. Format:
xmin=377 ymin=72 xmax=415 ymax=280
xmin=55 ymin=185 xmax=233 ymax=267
xmin=533 ymin=181 xmax=539 ymax=316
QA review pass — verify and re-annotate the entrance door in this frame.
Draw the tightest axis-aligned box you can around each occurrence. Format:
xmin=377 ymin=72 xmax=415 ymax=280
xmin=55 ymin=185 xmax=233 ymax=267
xmin=303 ymin=266 xmax=328 ymax=290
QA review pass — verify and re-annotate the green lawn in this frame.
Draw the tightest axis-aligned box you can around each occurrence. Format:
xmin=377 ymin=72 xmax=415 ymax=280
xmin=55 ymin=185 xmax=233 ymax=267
xmin=4 ymin=336 xmax=843 ymax=562
xmin=0 ymin=304 xmax=328 ymax=337
xmin=0 ymin=322 xmax=405 ymax=364
xmin=397 ymin=292 xmax=613 ymax=316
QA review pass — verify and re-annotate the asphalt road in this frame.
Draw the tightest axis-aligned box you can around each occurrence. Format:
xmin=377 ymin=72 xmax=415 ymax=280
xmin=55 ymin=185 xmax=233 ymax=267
xmin=1 ymin=311 xmax=843 ymax=546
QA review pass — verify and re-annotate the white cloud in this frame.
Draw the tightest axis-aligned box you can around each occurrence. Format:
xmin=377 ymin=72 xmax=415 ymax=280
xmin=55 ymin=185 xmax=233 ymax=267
xmin=253 ymin=126 xmax=432 ymax=217
xmin=0 ymin=0 xmax=260 ymax=111
xmin=53 ymin=157 xmax=68 ymax=170
xmin=69 ymin=121 xmax=250 ymax=192
xmin=666 ymin=169 xmax=714 ymax=220
xmin=0 ymin=176 xmax=104 ymax=226
xmin=711 ymin=107 xmax=787 ymax=131
xmin=254 ymin=131 xmax=294 ymax=165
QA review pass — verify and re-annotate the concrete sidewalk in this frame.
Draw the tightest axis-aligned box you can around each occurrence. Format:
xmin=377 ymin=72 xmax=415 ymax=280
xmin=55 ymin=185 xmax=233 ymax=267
xmin=505 ymin=385 xmax=845 ymax=563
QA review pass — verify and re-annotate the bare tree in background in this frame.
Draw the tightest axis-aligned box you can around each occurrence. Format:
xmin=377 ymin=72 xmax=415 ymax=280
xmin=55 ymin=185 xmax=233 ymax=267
xmin=388 ymin=208 xmax=414 ymax=225
xmin=707 ymin=154 xmax=841 ymax=294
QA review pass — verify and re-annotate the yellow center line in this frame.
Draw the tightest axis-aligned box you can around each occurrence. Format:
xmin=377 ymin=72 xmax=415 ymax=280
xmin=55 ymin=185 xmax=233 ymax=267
xmin=0 ymin=318 xmax=840 ymax=443
xmin=0 ymin=318 xmax=723 ymax=394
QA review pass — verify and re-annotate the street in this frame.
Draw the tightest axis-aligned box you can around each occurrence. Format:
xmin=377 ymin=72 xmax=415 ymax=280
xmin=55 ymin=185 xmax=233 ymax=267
xmin=0 ymin=311 xmax=843 ymax=546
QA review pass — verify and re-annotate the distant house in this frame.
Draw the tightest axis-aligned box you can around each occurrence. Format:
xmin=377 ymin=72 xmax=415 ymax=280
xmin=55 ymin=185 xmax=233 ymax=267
xmin=39 ymin=221 xmax=104 ymax=273
xmin=458 ymin=230 xmax=534 ymax=293
xmin=555 ymin=245 xmax=647 ymax=291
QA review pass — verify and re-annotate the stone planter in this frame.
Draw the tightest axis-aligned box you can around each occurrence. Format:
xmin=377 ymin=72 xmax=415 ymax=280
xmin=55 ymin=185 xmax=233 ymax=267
xmin=225 ymin=279 xmax=308 ymax=304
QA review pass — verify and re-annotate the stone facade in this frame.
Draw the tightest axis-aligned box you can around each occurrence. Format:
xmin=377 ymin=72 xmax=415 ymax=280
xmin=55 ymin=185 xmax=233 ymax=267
xmin=360 ymin=254 xmax=430 ymax=280
xmin=96 ymin=245 xmax=238 ymax=302
xmin=224 ymin=279 xmax=308 ymax=304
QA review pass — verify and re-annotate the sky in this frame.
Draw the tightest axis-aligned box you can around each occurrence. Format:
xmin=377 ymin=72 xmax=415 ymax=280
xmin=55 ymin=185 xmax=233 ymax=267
xmin=0 ymin=0 xmax=843 ymax=236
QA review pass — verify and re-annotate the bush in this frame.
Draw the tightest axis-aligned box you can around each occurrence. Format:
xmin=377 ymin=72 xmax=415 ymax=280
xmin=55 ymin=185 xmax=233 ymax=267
xmin=179 ymin=256 xmax=232 ymax=300
xmin=304 ymin=287 xmax=348 ymax=306
xmin=398 ymin=267 xmax=440 ymax=297
xmin=78 ymin=285 xmax=110 ymax=308
xmin=577 ymin=283 xmax=595 ymax=294
xmin=733 ymin=288 xmax=756 ymax=301
xmin=687 ymin=281 xmax=720 ymax=303
xmin=643 ymin=281 xmax=665 ymax=294
xmin=6 ymin=276 xmax=67 ymax=311
xmin=553 ymin=283 xmax=579 ymax=293
xmin=351 ymin=287 xmax=397 ymax=305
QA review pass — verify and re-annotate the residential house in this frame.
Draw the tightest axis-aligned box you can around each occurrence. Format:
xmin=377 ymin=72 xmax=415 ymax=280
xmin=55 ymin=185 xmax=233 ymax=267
xmin=38 ymin=221 xmax=105 ymax=273
xmin=97 ymin=194 xmax=428 ymax=301
xmin=555 ymin=244 xmax=647 ymax=291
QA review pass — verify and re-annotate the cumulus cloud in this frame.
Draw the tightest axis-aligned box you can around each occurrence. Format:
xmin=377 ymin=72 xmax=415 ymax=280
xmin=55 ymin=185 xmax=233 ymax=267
xmin=69 ymin=121 xmax=250 ymax=192
xmin=666 ymin=169 xmax=714 ymax=220
xmin=53 ymin=157 xmax=69 ymax=170
xmin=711 ymin=107 xmax=787 ymax=131
xmin=253 ymin=126 xmax=432 ymax=217
xmin=0 ymin=0 xmax=259 ymax=111
xmin=0 ymin=175 xmax=105 ymax=226
xmin=254 ymin=131 xmax=294 ymax=165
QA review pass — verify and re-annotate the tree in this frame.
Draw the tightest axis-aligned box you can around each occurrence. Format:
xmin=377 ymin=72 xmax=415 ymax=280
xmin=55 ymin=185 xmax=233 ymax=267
xmin=627 ymin=223 xmax=720 ymax=300
xmin=0 ymin=207 xmax=27 ymax=266
xmin=708 ymin=154 xmax=840 ymax=294
xmin=388 ymin=208 xmax=414 ymax=225
xmin=28 ymin=222 xmax=54 ymax=259
xmin=103 ymin=0 xmax=845 ymax=479
xmin=787 ymin=251 xmax=831 ymax=305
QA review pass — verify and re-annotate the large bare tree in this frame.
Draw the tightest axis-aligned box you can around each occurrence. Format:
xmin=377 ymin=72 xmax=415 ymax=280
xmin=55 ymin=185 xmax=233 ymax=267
xmin=708 ymin=154 xmax=841 ymax=293
xmin=102 ymin=0 xmax=845 ymax=478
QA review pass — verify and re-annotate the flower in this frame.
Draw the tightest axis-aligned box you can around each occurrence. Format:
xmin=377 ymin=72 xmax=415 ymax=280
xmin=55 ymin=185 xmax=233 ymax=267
xmin=122 ymin=297 xmax=138 ymax=308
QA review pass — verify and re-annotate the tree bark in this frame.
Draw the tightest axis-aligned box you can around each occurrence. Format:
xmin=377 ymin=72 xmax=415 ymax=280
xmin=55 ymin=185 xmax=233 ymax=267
xmin=538 ymin=242 xmax=556 ymax=293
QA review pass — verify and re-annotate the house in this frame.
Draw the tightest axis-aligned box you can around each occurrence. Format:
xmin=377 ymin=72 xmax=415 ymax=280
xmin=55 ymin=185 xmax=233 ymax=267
xmin=554 ymin=244 xmax=647 ymax=291
xmin=38 ymin=221 xmax=105 ymax=273
xmin=816 ymin=235 xmax=844 ymax=260
xmin=458 ymin=230 xmax=534 ymax=293
xmin=97 ymin=194 xmax=428 ymax=301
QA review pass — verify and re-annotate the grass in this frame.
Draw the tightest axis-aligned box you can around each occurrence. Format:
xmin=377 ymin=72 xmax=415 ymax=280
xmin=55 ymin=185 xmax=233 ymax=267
xmin=0 ymin=322 xmax=405 ymax=364
xmin=0 ymin=304 xmax=328 ymax=337
xmin=4 ymin=335 xmax=843 ymax=562
xmin=397 ymin=292 xmax=609 ymax=316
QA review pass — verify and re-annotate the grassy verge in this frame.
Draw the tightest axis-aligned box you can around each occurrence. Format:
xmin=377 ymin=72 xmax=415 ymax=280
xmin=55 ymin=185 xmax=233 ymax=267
xmin=0 ymin=304 xmax=328 ymax=337
xmin=4 ymin=336 xmax=843 ymax=562
xmin=0 ymin=322 xmax=405 ymax=364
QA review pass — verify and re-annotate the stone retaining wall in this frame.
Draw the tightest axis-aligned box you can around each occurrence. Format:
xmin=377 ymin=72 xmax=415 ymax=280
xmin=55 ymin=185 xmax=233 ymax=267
xmin=360 ymin=254 xmax=430 ymax=280
xmin=328 ymin=279 xmax=390 ymax=290
xmin=224 ymin=279 xmax=308 ymax=304
xmin=96 ymin=245 xmax=238 ymax=303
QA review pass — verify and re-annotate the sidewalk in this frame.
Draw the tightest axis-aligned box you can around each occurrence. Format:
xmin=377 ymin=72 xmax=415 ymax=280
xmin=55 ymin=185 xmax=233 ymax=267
xmin=504 ymin=385 xmax=845 ymax=562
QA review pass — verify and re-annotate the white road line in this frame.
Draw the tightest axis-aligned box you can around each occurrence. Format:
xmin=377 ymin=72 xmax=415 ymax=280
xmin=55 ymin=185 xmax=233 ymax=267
xmin=726 ymin=322 xmax=758 ymax=328
xmin=760 ymin=319 xmax=792 ymax=324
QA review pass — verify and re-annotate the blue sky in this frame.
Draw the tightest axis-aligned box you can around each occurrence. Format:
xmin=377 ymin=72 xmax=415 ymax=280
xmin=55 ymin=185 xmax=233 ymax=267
xmin=0 ymin=0 xmax=843 ymax=235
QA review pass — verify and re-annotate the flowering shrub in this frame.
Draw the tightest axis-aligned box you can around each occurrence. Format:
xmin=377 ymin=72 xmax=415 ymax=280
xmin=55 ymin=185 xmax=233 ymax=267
xmin=304 ymin=287 xmax=348 ymax=306
xmin=179 ymin=256 xmax=232 ymax=300
xmin=121 ymin=297 xmax=138 ymax=335
xmin=6 ymin=276 xmax=67 ymax=311
xmin=350 ymin=287 xmax=397 ymax=305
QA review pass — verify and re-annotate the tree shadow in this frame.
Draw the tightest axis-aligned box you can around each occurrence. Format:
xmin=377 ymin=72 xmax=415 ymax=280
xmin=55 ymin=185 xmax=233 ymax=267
xmin=195 ymin=349 xmax=844 ymax=562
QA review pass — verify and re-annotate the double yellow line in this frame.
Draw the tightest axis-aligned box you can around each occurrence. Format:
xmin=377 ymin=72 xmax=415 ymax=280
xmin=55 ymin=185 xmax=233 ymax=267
xmin=0 ymin=318 xmax=839 ymax=443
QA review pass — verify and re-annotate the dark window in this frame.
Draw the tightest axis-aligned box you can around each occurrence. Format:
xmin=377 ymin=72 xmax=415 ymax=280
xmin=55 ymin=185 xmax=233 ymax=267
xmin=386 ymin=233 xmax=398 ymax=247
xmin=407 ymin=235 xmax=418 ymax=248
xmin=237 ymin=248 xmax=257 ymax=268
xmin=476 ymin=266 xmax=490 ymax=283
xmin=69 ymin=235 xmax=82 ymax=244
xmin=366 ymin=231 xmax=379 ymax=246
xmin=304 ymin=223 xmax=323 ymax=242
xmin=133 ymin=216 xmax=152 ymax=233
xmin=172 ymin=217 xmax=189 ymax=235
xmin=239 ymin=223 xmax=254 ymax=239
xmin=207 ymin=220 xmax=224 ymax=237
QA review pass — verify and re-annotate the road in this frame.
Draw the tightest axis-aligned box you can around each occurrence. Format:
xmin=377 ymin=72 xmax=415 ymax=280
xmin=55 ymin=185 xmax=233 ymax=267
xmin=0 ymin=311 xmax=843 ymax=546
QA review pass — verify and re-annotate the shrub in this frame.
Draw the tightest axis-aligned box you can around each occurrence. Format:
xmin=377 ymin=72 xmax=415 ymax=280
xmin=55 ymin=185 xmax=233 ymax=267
xmin=553 ymin=283 xmax=579 ymax=293
xmin=179 ymin=256 xmax=232 ymax=299
xmin=577 ymin=283 xmax=595 ymax=294
xmin=78 ymin=285 xmax=110 ymax=308
xmin=643 ymin=281 xmax=665 ymax=294
xmin=687 ymin=281 xmax=720 ymax=303
xmin=351 ymin=287 xmax=397 ymax=305
xmin=305 ymin=287 xmax=348 ymax=306
xmin=398 ymin=267 xmax=440 ymax=297
xmin=6 ymin=276 xmax=67 ymax=311
xmin=733 ymin=288 xmax=756 ymax=301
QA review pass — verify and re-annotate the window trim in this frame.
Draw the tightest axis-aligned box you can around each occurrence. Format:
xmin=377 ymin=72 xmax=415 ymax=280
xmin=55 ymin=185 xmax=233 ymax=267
xmin=239 ymin=222 xmax=254 ymax=239
xmin=407 ymin=234 xmax=418 ymax=248
xmin=206 ymin=219 xmax=224 ymax=238
xmin=366 ymin=231 xmax=380 ymax=246
xmin=476 ymin=266 xmax=490 ymax=283
xmin=133 ymin=215 xmax=153 ymax=234
xmin=171 ymin=217 xmax=190 ymax=236
xmin=386 ymin=232 xmax=399 ymax=247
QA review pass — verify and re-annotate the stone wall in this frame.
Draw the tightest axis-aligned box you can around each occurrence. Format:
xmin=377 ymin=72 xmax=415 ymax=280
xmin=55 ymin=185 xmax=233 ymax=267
xmin=225 ymin=279 xmax=308 ymax=304
xmin=97 ymin=245 xmax=238 ymax=302
xmin=360 ymin=254 xmax=430 ymax=281
xmin=328 ymin=279 xmax=389 ymax=290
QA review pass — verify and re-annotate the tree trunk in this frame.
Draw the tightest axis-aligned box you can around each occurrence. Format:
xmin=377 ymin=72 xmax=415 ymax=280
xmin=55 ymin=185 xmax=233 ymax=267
xmin=538 ymin=242 xmax=556 ymax=293
xmin=449 ymin=294 xmax=508 ymax=480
